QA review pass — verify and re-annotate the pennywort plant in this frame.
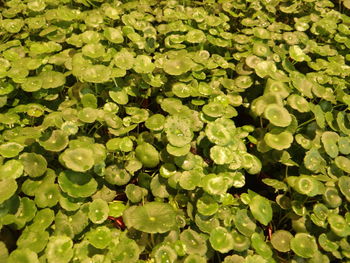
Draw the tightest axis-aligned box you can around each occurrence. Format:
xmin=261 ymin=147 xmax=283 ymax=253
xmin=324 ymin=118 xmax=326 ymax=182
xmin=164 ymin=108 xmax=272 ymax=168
xmin=1 ymin=0 xmax=350 ymax=262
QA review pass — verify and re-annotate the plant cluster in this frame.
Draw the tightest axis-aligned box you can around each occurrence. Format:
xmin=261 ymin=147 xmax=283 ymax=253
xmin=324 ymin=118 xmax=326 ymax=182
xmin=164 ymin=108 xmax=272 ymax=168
xmin=1 ymin=0 xmax=350 ymax=262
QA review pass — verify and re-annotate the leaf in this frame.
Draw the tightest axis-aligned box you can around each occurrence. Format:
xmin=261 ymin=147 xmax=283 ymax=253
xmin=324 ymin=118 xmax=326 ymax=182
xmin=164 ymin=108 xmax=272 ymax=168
xmin=264 ymin=131 xmax=293 ymax=151
xmin=338 ymin=176 xmax=350 ymax=202
xmin=135 ymin=143 xmax=160 ymax=168
xmin=88 ymin=199 xmax=109 ymax=224
xmin=19 ymin=153 xmax=47 ymax=178
xmin=180 ymin=229 xmax=207 ymax=255
xmin=113 ymin=49 xmax=135 ymax=70
xmin=104 ymin=27 xmax=124 ymax=43
xmin=210 ymin=145 xmax=233 ymax=165
xmin=163 ymin=57 xmax=193 ymax=75
xmin=234 ymin=209 xmax=257 ymax=237
xmin=231 ymin=230 xmax=250 ymax=252
xmin=335 ymin=156 xmax=350 ymax=173
xmin=321 ymin=131 xmax=339 ymax=158
xmin=196 ymin=194 xmax=219 ymax=216
xmin=133 ymin=55 xmax=155 ymax=73
xmin=209 ymin=227 xmax=234 ymax=253
xmin=290 ymin=233 xmax=318 ymax=258
xmin=264 ymin=104 xmax=292 ymax=127
xmin=271 ymin=230 xmax=293 ymax=252
xmin=39 ymin=130 xmax=69 ymax=152
xmin=0 ymin=142 xmax=24 ymax=158
xmin=123 ymin=202 xmax=176 ymax=233
xmin=251 ymin=232 xmax=273 ymax=258
xmin=249 ymin=195 xmax=273 ymax=226
xmin=86 ymin=226 xmax=111 ymax=249
xmin=45 ymin=236 xmax=73 ymax=263
xmin=287 ymin=94 xmax=310 ymax=112
xmin=60 ymin=147 xmax=94 ymax=172
xmin=0 ymin=160 xmax=23 ymax=180
xmin=205 ymin=118 xmax=235 ymax=145
xmin=0 ymin=178 xmax=17 ymax=204
xmin=153 ymin=244 xmax=178 ymax=263
xmin=8 ymin=248 xmax=39 ymax=263
xmin=58 ymin=170 xmax=97 ymax=198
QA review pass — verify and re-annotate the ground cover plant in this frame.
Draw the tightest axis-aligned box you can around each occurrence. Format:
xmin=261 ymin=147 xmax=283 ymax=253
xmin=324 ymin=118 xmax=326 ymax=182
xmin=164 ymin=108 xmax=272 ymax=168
xmin=1 ymin=0 xmax=350 ymax=262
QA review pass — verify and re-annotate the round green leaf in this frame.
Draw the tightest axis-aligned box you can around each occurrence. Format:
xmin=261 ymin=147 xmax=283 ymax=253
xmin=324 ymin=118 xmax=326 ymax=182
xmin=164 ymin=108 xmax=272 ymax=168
xmin=290 ymin=233 xmax=317 ymax=258
xmin=31 ymin=208 xmax=55 ymax=229
xmin=0 ymin=160 xmax=23 ymax=180
xmin=339 ymin=136 xmax=350 ymax=155
xmin=264 ymin=131 xmax=293 ymax=151
xmin=180 ymin=229 xmax=207 ymax=255
xmin=82 ymin=65 xmax=111 ymax=83
xmin=249 ymin=195 xmax=272 ymax=226
xmin=19 ymin=153 xmax=47 ymax=178
xmin=166 ymin=143 xmax=190 ymax=157
xmin=125 ymin=184 xmax=147 ymax=203
xmin=235 ymin=75 xmax=253 ymax=89
xmin=39 ymin=71 xmax=65 ymax=89
xmin=294 ymin=175 xmax=323 ymax=197
xmin=58 ymin=170 xmax=97 ymax=198
xmin=172 ymin=82 xmax=192 ymax=98
xmin=201 ymin=173 xmax=229 ymax=195
xmin=17 ymin=228 xmax=49 ymax=253
xmin=234 ymin=209 xmax=256 ymax=237
xmin=202 ymin=102 xmax=225 ymax=118
xmin=230 ymin=230 xmax=250 ymax=252
xmin=339 ymin=176 xmax=350 ymax=202
xmin=109 ymin=236 xmax=140 ymax=263
xmin=164 ymin=115 xmax=193 ymax=147
xmin=271 ymin=230 xmax=293 ymax=252
xmin=46 ymin=236 xmax=73 ymax=263
xmin=113 ymin=49 xmax=134 ymax=70
xmin=39 ymin=130 xmax=69 ymax=152
xmin=321 ymin=131 xmax=339 ymax=158
xmin=153 ymin=244 xmax=177 ymax=263
xmin=104 ymin=165 xmax=131 ymax=185
xmin=0 ymin=178 xmax=17 ymax=204
xmin=205 ymin=118 xmax=235 ymax=145
xmin=133 ymin=55 xmax=155 ymax=73
xmin=264 ymin=79 xmax=290 ymax=98
xmin=251 ymin=232 xmax=273 ymax=258
xmin=2 ymin=19 xmax=24 ymax=33
xmin=287 ymin=94 xmax=310 ymax=113
xmin=8 ymin=248 xmax=39 ymax=263
xmin=186 ymin=29 xmax=206 ymax=43
xmin=34 ymin=184 xmax=60 ymax=208
xmin=223 ymin=255 xmax=245 ymax=263
xmin=135 ymin=142 xmax=160 ymax=168
xmin=60 ymin=147 xmax=94 ymax=172
xmin=0 ymin=142 xmax=24 ymax=158
xmin=163 ymin=57 xmax=193 ymax=75
xmin=145 ymin=114 xmax=165 ymax=131
xmin=104 ymin=27 xmax=124 ymax=44
xmin=264 ymin=104 xmax=292 ymax=127
xmin=184 ymin=254 xmax=206 ymax=263
xmin=78 ymin=108 xmax=98 ymax=123
xmin=209 ymin=227 xmax=234 ymax=253
xmin=108 ymin=201 xmax=127 ymax=218
xmin=179 ymin=170 xmax=201 ymax=191
xmin=123 ymin=202 xmax=176 ymax=233
xmin=196 ymin=194 xmax=219 ymax=216
xmin=328 ymin=214 xmax=350 ymax=237
xmin=88 ymin=199 xmax=109 ymax=224
xmin=335 ymin=156 xmax=350 ymax=173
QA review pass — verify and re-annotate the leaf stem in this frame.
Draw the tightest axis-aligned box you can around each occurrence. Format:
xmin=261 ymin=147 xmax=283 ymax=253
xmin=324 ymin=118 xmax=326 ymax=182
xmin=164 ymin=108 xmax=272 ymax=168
xmin=297 ymin=118 xmax=315 ymax=129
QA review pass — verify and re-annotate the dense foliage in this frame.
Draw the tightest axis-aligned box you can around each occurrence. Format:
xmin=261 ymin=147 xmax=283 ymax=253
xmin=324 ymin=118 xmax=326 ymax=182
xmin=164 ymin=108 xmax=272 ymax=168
xmin=1 ymin=0 xmax=350 ymax=262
